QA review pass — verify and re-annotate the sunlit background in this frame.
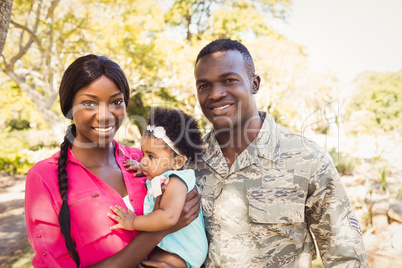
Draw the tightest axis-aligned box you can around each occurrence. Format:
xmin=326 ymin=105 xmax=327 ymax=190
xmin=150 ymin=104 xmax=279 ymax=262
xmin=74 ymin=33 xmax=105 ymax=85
xmin=272 ymin=0 xmax=402 ymax=82
xmin=0 ymin=0 xmax=401 ymax=266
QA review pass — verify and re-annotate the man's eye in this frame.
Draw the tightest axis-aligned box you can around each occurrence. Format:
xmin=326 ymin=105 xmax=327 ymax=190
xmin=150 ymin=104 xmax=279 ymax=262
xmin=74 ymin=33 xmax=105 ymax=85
xmin=225 ymin=79 xmax=235 ymax=83
xmin=198 ymin=84 xmax=209 ymax=91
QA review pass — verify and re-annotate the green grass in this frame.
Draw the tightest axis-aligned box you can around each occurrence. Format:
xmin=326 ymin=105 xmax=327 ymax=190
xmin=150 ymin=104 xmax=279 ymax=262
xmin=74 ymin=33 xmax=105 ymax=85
xmin=328 ymin=147 xmax=361 ymax=175
xmin=6 ymin=244 xmax=34 ymax=268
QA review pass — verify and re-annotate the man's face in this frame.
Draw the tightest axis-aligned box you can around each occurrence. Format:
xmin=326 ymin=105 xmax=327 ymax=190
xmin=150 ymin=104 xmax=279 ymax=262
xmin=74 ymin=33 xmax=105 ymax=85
xmin=194 ymin=50 xmax=260 ymax=132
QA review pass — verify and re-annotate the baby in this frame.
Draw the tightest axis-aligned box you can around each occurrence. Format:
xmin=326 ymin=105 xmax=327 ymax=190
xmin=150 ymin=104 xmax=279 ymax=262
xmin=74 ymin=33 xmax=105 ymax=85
xmin=108 ymin=107 xmax=208 ymax=268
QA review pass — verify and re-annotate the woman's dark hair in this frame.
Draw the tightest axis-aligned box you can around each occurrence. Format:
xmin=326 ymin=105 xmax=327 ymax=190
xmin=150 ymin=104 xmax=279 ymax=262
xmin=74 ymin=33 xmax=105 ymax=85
xmin=146 ymin=108 xmax=203 ymax=164
xmin=57 ymin=54 xmax=129 ymax=267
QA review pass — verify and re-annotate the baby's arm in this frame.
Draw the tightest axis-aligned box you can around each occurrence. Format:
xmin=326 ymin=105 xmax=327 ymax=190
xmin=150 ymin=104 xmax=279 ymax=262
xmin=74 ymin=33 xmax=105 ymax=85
xmin=136 ymin=176 xmax=187 ymax=231
xmin=109 ymin=176 xmax=187 ymax=232
xmin=108 ymin=206 xmax=137 ymax=231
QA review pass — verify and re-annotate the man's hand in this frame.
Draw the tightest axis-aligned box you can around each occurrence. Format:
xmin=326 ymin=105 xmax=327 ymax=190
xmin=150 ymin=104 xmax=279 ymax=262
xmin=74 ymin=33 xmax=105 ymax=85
xmin=138 ymin=246 xmax=187 ymax=268
xmin=138 ymin=259 xmax=177 ymax=268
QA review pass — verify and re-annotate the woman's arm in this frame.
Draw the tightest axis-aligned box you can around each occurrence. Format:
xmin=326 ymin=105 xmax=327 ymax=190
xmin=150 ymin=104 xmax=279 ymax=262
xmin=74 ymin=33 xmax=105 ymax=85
xmin=25 ymin=168 xmax=76 ymax=267
xmin=91 ymin=186 xmax=201 ymax=268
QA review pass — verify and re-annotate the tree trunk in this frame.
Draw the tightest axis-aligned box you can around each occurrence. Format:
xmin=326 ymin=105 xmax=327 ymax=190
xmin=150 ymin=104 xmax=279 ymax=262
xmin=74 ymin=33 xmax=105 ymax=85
xmin=5 ymin=68 xmax=66 ymax=141
xmin=0 ymin=0 xmax=13 ymax=55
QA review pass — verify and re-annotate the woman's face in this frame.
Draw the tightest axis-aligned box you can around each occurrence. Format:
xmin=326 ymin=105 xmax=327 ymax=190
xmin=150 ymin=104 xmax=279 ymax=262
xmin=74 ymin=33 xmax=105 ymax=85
xmin=71 ymin=75 xmax=126 ymax=148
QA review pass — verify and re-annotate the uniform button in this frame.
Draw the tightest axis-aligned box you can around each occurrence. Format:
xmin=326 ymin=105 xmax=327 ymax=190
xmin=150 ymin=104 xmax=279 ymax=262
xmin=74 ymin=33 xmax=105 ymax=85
xmin=130 ymin=198 xmax=133 ymax=201
xmin=38 ymin=234 xmax=41 ymax=238
xmin=134 ymin=207 xmax=137 ymax=210
xmin=42 ymin=252 xmax=46 ymax=256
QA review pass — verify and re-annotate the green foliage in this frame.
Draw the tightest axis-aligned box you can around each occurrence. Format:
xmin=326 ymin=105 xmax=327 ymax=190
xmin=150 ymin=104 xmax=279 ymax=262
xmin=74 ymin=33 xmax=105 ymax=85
xmin=165 ymin=0 xmax=290 ymax=41
xmin=8 ymin=119 xmax=30 ymax=130
xmin=312 ymin=259 xmax=323 ymax=268
xmin=378 ymin=166 xmax=388 ymax=192
xmin=347 ymin=70 xmax=402 ymax=133
xmin=0 ymin=79 xmax=47 ymax=129
xmin=0 ymin=131 xmax=30 ymax=174
xmin=2 ymin=0 xmax=336 ymax=148
xmin=328 ymin=147 xmax=361 ymax=175
xmin=397 ymin=188 xmax=402 ymax=200
xmin=0 ymin=129 xmax=58 ymax=174
xmin=7 ymin=243 xmax=34 ymax=268
xmin=0 ymin=155 xmax=32 ymax=175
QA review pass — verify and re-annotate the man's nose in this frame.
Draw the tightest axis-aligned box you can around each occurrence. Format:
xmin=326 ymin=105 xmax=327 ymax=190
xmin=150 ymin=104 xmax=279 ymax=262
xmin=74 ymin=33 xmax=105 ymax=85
xmin=208 ymin=83 xmax=227 ymax=100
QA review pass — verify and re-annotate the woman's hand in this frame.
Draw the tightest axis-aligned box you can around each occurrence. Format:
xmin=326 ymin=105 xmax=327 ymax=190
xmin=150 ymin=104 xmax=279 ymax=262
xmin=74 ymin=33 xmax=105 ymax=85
xmin=123 ymin=159 xmax=143 ymax=177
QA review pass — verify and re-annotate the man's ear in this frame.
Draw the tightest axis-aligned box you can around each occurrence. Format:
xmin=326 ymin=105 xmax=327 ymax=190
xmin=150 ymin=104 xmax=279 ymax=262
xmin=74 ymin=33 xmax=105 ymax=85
xmin=172 ymin=155 xmax=187 ymax=170
xmin=251 ymin=74 xmax=261 ymax=94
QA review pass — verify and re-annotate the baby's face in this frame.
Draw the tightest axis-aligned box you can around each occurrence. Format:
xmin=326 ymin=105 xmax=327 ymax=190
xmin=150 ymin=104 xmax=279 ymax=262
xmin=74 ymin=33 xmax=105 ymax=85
xmin=140 ymin=135 xmax=175 ymax=181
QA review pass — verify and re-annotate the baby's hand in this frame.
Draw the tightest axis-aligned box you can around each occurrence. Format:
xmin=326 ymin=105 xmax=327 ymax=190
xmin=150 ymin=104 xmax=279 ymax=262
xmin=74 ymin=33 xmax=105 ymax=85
xmin=123 ymin=159 xmax=143 ymax=177
xmin=108 ymin=205 xmax=137 ymax=231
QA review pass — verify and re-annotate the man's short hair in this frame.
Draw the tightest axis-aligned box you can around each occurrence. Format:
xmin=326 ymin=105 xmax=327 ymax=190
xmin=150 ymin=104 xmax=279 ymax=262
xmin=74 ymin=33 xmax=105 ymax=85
xmin=195 ymin=39 xmax=255 ymax=78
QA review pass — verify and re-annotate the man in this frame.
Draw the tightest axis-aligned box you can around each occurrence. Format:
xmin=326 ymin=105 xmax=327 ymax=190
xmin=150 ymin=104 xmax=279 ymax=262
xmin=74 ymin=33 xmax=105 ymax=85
xmin=193 ymin=39 xmax=368 ymax=267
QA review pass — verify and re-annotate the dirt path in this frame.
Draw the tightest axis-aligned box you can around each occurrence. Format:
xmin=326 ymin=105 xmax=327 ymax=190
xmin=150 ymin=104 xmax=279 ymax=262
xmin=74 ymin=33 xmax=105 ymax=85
xmin=0 ymin=174 xmax=31 ymax=267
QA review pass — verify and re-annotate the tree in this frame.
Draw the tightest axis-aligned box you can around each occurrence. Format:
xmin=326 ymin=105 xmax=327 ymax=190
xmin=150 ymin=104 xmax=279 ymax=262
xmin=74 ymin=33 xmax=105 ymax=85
xmin=0 ymin=0 xmax=13 ymax=54
xmin=0 ymin=0 xmax=165 ymax=139
xmin=165 ymin=0 xmax=291 ymax=42
xmin=3 ymin=0 xmax=325 ymax=142
xmin=346 ymin=70 xmax=402 ymax=133
xmin=0 ymin=0 xmax=178 ymax=140
xmin=1 ymin=0 xmax=93 ymax=139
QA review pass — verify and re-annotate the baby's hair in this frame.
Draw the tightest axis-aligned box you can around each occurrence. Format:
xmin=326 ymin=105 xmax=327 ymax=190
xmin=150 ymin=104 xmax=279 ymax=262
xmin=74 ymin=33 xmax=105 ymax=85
xmin=146 ymin=108 xmax=203 ymax=163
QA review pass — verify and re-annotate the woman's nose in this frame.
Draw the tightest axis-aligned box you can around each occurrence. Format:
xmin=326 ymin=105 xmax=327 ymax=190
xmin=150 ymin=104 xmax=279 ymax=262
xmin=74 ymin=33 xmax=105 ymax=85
xmin=96 ymin=102 xmax=113 ymax=123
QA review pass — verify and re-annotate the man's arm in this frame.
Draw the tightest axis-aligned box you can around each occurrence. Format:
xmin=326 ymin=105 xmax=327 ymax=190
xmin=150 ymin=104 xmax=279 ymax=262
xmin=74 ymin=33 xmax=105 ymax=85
xmin=305 ymin=152 xmax=369 ymax=267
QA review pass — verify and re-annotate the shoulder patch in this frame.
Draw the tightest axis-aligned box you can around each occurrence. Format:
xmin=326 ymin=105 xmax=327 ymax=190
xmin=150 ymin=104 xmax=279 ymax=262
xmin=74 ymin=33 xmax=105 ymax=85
xmin=348 ymin=216 xmax=362 ymax=235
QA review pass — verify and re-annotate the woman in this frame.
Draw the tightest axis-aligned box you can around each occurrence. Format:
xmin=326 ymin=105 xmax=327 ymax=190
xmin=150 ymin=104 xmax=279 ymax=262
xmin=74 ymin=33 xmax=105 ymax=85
xmin=24 ymin=54 xmax=200 ymax=267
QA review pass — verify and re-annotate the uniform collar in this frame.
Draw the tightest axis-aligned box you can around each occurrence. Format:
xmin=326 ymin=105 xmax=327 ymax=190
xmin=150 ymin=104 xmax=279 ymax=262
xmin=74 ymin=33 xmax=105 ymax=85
xmin=254 ymin=111 xmax=279 ymax=162
xmin=201 ymin=111 xmax=279 ymax=177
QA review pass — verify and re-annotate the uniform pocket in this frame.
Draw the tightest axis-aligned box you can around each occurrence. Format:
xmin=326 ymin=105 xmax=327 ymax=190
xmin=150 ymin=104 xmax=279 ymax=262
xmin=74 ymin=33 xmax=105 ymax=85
xmin=248 ymin=186 xmax=305 ymax=224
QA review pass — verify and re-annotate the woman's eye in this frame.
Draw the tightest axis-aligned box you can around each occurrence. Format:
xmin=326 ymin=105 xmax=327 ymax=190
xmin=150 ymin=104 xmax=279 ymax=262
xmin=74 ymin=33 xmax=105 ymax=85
xmin=148 ymin=155 xmax=155 ymax=160
xmin=82 ymin=101 xmax=96 ymax=108
xmin=112 ymin=99 xmax=124 ymax=106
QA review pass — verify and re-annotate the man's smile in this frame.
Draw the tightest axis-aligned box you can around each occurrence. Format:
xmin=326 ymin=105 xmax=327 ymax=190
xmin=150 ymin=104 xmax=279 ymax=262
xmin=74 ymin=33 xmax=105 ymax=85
xmin=211 ymin=103 xmax=233 ymax=111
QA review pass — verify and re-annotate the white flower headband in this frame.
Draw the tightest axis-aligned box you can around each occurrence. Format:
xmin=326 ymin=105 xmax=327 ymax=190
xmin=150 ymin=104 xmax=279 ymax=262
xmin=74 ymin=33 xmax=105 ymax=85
xmin=146 ymin=125 xmax=182 ymax=155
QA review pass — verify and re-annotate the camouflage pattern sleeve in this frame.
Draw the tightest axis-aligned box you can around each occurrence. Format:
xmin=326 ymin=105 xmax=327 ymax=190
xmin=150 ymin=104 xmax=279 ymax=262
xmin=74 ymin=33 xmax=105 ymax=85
xmin=305 ymin=151 xmax=369 ymax=268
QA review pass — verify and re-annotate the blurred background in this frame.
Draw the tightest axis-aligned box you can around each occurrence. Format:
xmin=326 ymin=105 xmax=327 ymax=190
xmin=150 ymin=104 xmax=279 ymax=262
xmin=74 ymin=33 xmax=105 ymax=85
xmin=0 ymin=0 xmax=401 ymax=267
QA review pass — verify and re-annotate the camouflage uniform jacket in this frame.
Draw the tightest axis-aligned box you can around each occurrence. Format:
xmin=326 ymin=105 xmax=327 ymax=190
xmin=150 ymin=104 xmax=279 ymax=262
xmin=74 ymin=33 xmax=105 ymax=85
xmin=194 ymin=112 xmax=368 ymax=268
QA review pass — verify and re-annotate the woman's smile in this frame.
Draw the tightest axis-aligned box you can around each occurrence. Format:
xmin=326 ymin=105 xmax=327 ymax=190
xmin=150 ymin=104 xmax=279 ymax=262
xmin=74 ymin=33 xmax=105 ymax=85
xmin=71 ymin=75 xmax=126 ymax=147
